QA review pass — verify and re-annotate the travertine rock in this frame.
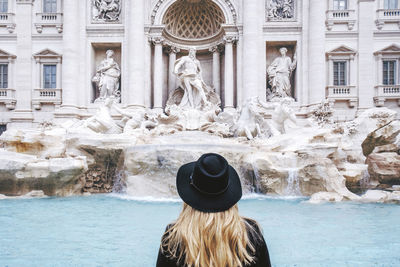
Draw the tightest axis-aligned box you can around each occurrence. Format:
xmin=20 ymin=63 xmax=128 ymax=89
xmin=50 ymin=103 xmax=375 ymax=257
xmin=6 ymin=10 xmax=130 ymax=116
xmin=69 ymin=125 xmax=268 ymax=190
xmin=366 ymin=153 xmax=400 ymax=185
xmin=362 ymin=120 xmax=400 ymax=156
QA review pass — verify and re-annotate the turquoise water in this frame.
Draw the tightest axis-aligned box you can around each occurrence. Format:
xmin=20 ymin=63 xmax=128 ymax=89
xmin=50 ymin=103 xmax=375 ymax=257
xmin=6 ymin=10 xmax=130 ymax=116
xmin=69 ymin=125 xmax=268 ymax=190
xmin=1 ymin=195 xmax=400 ymax=267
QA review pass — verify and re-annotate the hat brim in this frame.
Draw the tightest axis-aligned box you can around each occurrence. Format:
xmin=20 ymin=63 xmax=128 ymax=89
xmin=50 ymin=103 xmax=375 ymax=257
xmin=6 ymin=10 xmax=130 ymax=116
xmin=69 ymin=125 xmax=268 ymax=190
xmin=176 ymin=162 xmax=242 ymax=213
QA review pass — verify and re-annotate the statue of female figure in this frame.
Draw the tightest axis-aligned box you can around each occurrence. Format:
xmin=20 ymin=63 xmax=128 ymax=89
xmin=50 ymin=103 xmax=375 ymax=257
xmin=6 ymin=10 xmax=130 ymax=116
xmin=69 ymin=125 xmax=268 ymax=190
xmin=267 ymin=47 xmax=297 ymax=100
xmin=93 ymin=49 xmax=121 ymax=102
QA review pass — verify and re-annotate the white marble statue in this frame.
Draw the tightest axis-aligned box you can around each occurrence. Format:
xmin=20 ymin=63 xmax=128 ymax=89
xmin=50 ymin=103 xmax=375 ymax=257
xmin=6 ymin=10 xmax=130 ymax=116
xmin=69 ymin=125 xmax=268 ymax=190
xmin=173 ymin=48 xmax=211 ymax=110
xmin=266 ymin=98 xmax=298 ymax=135
xmin=92 ymin=0 xmax=121 ymax=22
xmin=85 ymin=97 xmax=123 ymax=134
xmin=232 ymin=97 xmax=264 ymax=140
xmin=267 ymin=47 xmax=297 ymax=100
xmin=92 ymin=50 xmax=121 ymax=103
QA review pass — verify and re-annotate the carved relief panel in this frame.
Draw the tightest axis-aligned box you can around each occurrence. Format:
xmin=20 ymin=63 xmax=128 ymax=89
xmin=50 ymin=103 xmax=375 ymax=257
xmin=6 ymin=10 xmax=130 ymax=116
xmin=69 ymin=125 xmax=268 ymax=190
xmin=91 ymin=0 xmax=122 ymax=23
xmin=266 ymin=0 xmax=296 ymax=21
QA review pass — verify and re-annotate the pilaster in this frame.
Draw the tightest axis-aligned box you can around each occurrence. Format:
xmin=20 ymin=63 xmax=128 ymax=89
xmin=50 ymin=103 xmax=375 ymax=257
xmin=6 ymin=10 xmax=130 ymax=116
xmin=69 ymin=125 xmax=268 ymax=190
xmin=11 ymin=0 xmax=35 ymax=125
xmin=308 ymin=0 xmax=327 ymax=104
xmin=358 ymin=0 xmax=375 ymax=109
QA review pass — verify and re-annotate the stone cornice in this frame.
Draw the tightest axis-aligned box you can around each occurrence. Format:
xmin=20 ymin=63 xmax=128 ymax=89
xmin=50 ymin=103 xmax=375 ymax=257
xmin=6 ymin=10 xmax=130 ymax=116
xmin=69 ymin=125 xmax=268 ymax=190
xmin=16 ymin=0 xmax=34 ymax=4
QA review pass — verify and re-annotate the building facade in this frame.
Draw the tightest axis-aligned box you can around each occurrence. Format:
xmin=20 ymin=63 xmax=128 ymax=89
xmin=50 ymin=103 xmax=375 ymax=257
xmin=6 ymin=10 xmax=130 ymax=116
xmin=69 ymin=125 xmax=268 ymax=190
xmin=0 ymin=0 xmax=399 ymax=129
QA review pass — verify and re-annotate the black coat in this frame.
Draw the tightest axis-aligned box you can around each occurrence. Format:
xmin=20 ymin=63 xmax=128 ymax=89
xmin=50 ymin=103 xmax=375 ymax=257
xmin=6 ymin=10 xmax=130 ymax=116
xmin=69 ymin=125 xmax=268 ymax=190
xmin=156 ymin=218 xmax=271 ymax=267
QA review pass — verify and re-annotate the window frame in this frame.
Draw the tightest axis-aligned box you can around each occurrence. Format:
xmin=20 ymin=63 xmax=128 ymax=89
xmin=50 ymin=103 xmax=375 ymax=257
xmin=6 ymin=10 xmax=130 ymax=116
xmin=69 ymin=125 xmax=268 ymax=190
xmin=42 ymin=0 xmax=57 ymax=13
xmin=383 ymin=60 xmax=397 ymax=85
xmin=0 ymin=0 xmax=8 ymax=13
xmin=333 ymin=0 xmax=348 ymax=10
xmin=43 ymin=64 xmax=57 ymax=89
xmin=384 ymin=0 xmax=399 ymax=9
xmin=333 ymin=61 xmax=348 ymax=86
xmin=0 ymin=64 xmax=8 ymax=89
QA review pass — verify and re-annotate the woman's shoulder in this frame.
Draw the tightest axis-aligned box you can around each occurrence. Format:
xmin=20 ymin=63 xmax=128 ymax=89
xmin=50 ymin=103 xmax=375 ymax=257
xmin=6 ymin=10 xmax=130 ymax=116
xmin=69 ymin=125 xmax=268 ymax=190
xmin=243 ymin=218 xmax=262 ymax=232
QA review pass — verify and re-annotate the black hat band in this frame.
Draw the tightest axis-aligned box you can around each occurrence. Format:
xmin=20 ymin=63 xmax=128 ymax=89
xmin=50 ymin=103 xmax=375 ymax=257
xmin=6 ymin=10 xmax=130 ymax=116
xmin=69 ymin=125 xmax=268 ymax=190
xmin=190 ymin=174 xmax=230 ymax=196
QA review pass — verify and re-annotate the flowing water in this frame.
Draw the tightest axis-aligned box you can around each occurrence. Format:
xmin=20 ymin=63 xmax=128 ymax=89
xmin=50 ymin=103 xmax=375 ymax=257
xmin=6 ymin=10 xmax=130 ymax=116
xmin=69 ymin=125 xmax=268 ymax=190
xmin=284 ymin=168 xmax=302 ymax=196
xmin=1 ymin=194 xmax=400 ymax=267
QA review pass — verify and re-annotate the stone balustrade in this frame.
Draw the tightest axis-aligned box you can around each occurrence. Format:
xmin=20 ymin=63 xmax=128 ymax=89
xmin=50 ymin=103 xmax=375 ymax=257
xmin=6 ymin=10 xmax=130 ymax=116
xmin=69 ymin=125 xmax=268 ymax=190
xmin=326 ymin=85 xmax=357 ymax=107
xmin=0 ymin=12 xmax=15 ymax=33
xmin=375 ymin=9 xmax=400 ymax=29
xmin=374 ymin=85 xmax=400 ymax=107
xmin=0 ymin=88 xmax=16 ymax=109
xmin=34 ymin=12 xmax=63 ymax=33
xmin=32 ymin=88 xmax=62 ymax=110
xmin=325 ymin=9 xmax=356 ymax=30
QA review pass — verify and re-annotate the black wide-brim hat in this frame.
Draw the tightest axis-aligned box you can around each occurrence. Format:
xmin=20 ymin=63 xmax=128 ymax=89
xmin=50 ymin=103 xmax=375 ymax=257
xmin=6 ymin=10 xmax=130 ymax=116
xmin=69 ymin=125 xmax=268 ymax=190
xmin=176 ymin=153 xmax=242 ymax=213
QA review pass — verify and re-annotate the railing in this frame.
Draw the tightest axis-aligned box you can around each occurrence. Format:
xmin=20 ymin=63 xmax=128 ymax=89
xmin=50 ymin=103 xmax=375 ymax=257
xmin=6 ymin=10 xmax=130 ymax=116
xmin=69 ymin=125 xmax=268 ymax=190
xmin=325 ymin=10 xmax=356 ymax=30
xmin=326 ymin=86 xmax=357 ymax=107
xmin=379 ymin=9 xmax=400 ymax=17
xmin=0 ymin=13 xmax=15 ymax=33
xmin=375 ymin=85 xmax=400 ymax=97
xmin=32 ymin=88 xmax=62 ymax=109
xmin=327 ymin=86 xmax=357 ymax=97
xmin=0 ymin=88 xmax=16 ymax=109
xmin=35 ymin=13 xmax=63 ymax=33
xmin=36 ymin=13 xmax=63 ymax=23
xmin=0 ymin=88 xmax=15 ymax=99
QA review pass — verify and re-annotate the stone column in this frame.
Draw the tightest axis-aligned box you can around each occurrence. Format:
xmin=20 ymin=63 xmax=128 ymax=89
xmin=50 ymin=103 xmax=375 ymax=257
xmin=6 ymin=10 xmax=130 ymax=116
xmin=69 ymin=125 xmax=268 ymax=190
xmin=224 ymin=36 xmax=236 ymax=111
xmin=144 ymin=36 xmax=152 ymax=108
xmin=308 ymin=0 xmax=327 ymax=104
xmin=350 ymin=55 xmax=356 ymax=86
xmin=377 ymin=54 xmax=383 ymax=86
xmin=152 ymin=37 xmax=164 ymax=111
xmin=242 ymin=0 xmax=260 ymax=101
xmin=11 ymin=0 xmax=34 ymax=125
xmin=210 ymin=46 xmax=221 ymax=97
xmin=127 ymin=0 xmax=145 ymax=108
xmin=328 ymin=57 xmax=333 ymax=86
xmin=167 ymin=46 xmax=179 ymax=96
xmin=358 ymin=0 xmax=375 ymax=109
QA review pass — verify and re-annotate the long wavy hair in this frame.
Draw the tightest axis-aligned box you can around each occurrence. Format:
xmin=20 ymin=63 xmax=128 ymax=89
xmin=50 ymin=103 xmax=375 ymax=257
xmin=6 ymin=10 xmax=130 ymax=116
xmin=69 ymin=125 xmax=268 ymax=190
xmin=161 ymin=203 xmax=258 ymax=267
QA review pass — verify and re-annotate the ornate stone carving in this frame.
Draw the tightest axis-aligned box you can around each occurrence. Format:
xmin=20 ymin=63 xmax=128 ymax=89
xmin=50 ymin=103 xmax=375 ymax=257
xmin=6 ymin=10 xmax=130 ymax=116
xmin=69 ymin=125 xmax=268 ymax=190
xmin=151 ymin=0 xmax=237 ymax=25
xmin=92 ymin=50 xmax=121 ymax=103
xmin=223 ymin=35 xmax=238 ymax=44
xmin=150 ymin=36 xmax=165 ymax=45
xmin=266 ymin=47 xmax=297 ymax=100
xmin=92 ymin=0 xmax=122 ymax=23
xmin=267 ymin=0 xmax=295 ymax=21
xmin=162 ymin=0 xmax=225 ymax=39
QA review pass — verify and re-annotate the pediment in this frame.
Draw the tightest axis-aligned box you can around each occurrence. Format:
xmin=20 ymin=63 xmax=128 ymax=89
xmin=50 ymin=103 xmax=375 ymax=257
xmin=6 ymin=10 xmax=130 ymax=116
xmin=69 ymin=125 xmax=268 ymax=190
xmin=374 ymin=44 xmax=400 ymax=55
xmin=0 ymin=49 xmax=16 ymax=58
xmin=327 ymin=45 xmax=357 ymax=55
xmin=33 ymin=49 xmax=61 ymax=58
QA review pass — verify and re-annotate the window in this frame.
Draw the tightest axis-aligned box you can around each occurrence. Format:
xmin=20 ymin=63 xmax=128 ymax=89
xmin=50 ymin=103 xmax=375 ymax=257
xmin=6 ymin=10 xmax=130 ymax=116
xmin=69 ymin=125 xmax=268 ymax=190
xmin=0 ymin=0 xmax=8 ymax=13
xmin=43 ymin=0 xmax=57 ymax=13
xmin=383 ymin=60 xmax=397 ymax=85
xmin=384 ymin=0 xmax=398 ymax=9
xmin=43 ymin=65 xmax=56 ymax=89
xmin=334 ymin=61 xmax=347 ymax=86
xmin=0 ymin=64 xmax=7 ymax=88
xmin=333 ymin=0 xmax=347 ymax=10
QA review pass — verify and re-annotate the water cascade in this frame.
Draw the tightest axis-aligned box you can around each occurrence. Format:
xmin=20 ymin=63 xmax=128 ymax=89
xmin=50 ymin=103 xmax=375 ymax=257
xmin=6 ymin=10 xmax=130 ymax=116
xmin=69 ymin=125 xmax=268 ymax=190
xmin=284 ymin=168 xmax=302 ymax=196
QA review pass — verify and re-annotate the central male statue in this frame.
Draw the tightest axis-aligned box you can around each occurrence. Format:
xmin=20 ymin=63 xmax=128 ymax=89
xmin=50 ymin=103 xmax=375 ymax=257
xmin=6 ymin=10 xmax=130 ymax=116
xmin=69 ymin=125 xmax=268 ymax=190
xmin=173 ymin=48 xmax=210 ymax=109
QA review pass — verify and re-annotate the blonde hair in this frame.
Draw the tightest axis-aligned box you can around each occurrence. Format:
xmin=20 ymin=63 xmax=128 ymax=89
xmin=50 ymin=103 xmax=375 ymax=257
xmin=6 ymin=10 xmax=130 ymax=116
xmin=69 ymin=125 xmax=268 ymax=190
xmin=161 ymin=203 xmax=257 ymax=267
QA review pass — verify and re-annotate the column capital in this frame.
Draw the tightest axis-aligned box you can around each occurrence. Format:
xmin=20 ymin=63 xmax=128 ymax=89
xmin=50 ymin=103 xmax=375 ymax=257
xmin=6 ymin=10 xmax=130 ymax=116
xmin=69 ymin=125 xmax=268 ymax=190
xmin=209 ymin=45 xmax=223 ymax=53
xmin=165 ymin=45 xmax=180 ymax=54
xmin=149 ymin=36 xmax=165 ymax=45
xmin=223 ymin=35 xmax=238 ymax=44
